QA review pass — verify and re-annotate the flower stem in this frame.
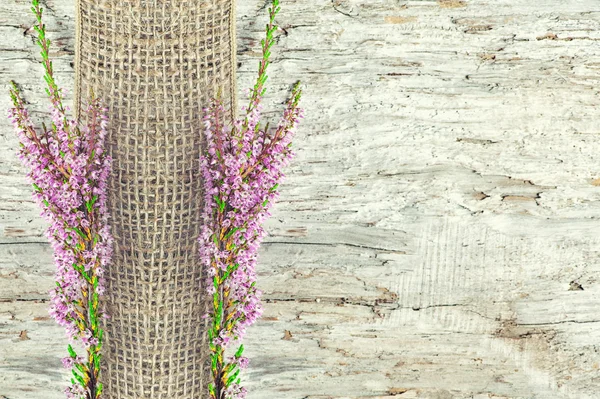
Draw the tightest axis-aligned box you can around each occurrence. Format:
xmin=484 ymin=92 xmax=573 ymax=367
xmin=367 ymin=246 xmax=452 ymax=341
xmin=7 ymin=2 xmax=112 ymax=399
xmin=201 ymin=2 xmax=303 ymax=399
xmin=31 ymin=0 xmax=71 ymax=139
xmin=238 ymin=0 xmax=280 ymax=137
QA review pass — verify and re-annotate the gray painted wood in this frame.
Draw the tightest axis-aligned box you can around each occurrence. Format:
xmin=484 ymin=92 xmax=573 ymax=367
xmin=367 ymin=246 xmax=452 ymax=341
xmin=1 ymin=0 xmax=600 ymax=398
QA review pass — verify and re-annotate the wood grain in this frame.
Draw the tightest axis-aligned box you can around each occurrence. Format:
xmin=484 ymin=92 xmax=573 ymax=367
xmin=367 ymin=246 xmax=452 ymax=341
xmin=1 ymin=0 xmax=600 ymax=398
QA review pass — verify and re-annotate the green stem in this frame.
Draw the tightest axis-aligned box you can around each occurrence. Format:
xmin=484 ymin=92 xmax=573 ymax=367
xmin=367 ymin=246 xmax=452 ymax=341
xmin=240 ymin=81 xmax=301 ymax=180
xmin=238 ymin=0 xmax=280 ymax=137
xmin=31 ymin=0 xmax=72 ymax=142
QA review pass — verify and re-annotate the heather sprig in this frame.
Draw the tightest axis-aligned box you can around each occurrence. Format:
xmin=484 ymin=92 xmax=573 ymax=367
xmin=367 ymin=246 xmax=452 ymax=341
xmin=199 ymin=1 xmax=304 ymax=399
xmin=7 ymin=1 xmax=113 ymax=398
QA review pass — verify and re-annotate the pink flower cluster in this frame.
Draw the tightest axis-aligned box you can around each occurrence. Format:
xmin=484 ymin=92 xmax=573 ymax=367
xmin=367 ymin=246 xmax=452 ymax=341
xmin=199 ymin=87 xmax=302 ymax=337
xmin=65 ymin=383 xmax=86 ymax=399
xmin=8 ymin=82 xmax=113 ymax=398
xmin=199 ymin=79 xmax=303 ymax=399
xmin=9 ymin=85 xmax=112 ymax=341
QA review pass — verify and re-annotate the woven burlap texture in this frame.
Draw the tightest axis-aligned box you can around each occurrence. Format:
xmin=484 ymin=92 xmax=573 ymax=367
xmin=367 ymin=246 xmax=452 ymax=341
xmin=73 ymin=0 xmax=237 ymax=397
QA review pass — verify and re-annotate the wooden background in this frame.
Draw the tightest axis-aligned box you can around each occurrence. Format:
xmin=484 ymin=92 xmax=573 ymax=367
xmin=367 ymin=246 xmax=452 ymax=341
xmin=1 ymin=0 xmax=600 ymax=398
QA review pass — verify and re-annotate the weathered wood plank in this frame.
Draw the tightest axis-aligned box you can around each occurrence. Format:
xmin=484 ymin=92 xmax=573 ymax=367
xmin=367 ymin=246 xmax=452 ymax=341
xmin=0 ymin=301 xmax=67 ymax=397
xmin=1 ymin=0 xmax=600 ymax=398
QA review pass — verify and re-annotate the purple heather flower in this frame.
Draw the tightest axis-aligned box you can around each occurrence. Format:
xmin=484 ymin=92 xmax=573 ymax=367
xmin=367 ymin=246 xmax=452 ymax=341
xmin=199 ymin=80 xmax=302 ymax=399
xmin=237 ymin=356 xmax=250 ymax=369
xmin=64 ymin=383 xmax=85 ymax=399
xmin=198 ymin=3 xmax=302 ymax=399
xmin=8 ymin=11 xmax=113 ymax=395
xmin=61 ymin=356 xmax=74 ymax=369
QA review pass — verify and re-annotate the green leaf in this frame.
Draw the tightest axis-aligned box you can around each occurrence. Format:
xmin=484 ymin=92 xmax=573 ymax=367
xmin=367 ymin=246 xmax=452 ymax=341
xmin=213 ymin=195 xmax=225 ymax=212
xmin=32 ymin=183 xmax=42 ymax=192
xmin=270 ymin=183 xmax=279 ymax=192
xmin=42 ymin=199 xmax=49 ymax=207
xmin=221 ymin=264 xmax=239 ymax=283
xmin=235 ymin=344 xmax=244 ymax=358
xmin=226 ymin=368 xmax=240 ymax=386
xmin=230 ymin=263 xmax=240 ymax=272
xmin=89 ymin=299 xmax=97 ymax=326
xmin=73 ymin=262 xmax=83 ymax=273
xmin=86 ymin=195 xmax=98 ymax=213
xmin=74 ymin=362 xmax=85 ymax=374
xmin=223 ymin=227 xmax=239 ymax=240
xmin=214 ymin=311 xmax=221 ymax=327
xmin=262 ymin=198 xmax=268 ymax=207
xmin=96 ymin=382 xmax=103 ymax=399
xmin=93 ymin=352 xmax=100 ymax=370
xmin=67 ymin=344 xmax=77 ymax=358
xmin=222 ymin=270 xmax=230 ymax=281
xmin=80 ymin=269 xmax=90 ymax=282
xmin=72 ymin=227 xmax=87 ymax=240
xmin=71 ymin=368 xmax=85 ymax=387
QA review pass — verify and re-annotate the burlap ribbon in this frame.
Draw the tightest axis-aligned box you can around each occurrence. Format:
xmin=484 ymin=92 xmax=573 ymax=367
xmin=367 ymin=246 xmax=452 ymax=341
xmin=73 ymin=0 xmax=237 ymax=397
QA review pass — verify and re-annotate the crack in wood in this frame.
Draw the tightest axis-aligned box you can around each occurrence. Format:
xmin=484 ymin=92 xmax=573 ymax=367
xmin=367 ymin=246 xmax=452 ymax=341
xmin=263 ymin=240 xmax=407 ymax=253
xmin=516 ymin=319 xmax=600 ymax=326
xmin=331 ymin=0 xmax=356 ymax=18
xmin=0 ymin=241 xmax=48 ymax=245
xmin=0 ymin=298 xmax=48 ymax=303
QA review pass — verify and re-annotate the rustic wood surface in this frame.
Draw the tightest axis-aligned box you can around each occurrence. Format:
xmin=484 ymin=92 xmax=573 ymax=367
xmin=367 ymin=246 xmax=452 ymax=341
xmin=1 ymin=0 xmax=600 ymax=398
